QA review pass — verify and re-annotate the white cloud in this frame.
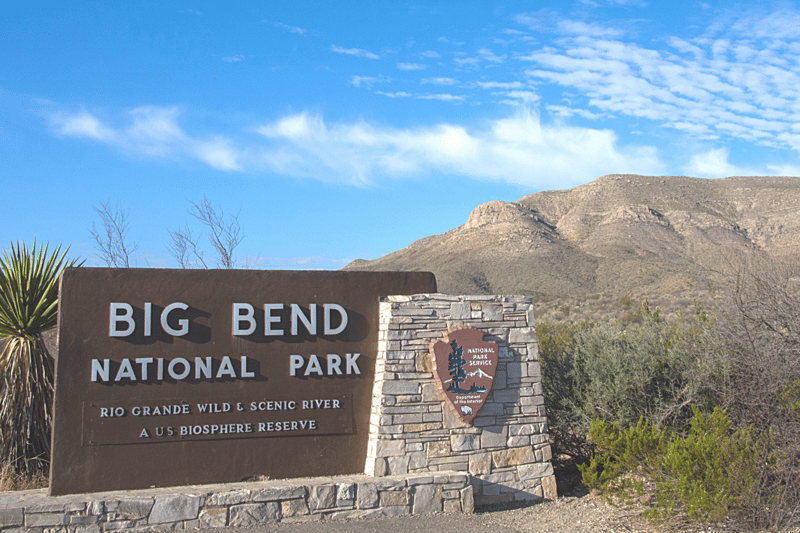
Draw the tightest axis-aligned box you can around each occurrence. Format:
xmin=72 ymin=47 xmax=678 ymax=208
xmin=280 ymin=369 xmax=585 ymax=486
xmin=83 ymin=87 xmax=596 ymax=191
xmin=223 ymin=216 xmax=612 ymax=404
xmin=397 ymin=62 xmax=425 ymax=70
xmin=273 ymin=22 xmax=307 ymax=35
xmin=454 ymin=57 xmax=480 ymax=66
xmin=478 ymin=48 xmax=505 ymax=63
xmin=546 ymin=105 xmax=605 ymax=120
xmin=501 ymin=91 xmax=539 ymax=105
xmin=520 ymin=16 xmax=800 ymax=154
xmin=331 ymin=45 xmax=380 ymax=59
xmin=376 ymin=91 xmax=412 ymax=98
xmin=682 ymin=147 xmax=760 ymax=178
xmin=474 ymin=81 xmax=524 ymax=89
xmin=421 ymin=77 xmax=459 ymax=85
xmin=49 ymin=105 xmax=665 ymax=188
xmin=222 ymin=55 xmax=244 ymax=63
xmin=50 ymin=106 xmax=241 ymax=171
xmin=254 ymin=108 xmax=663 ymax=187
xmin=351 ymin=75 xmax=389 ymax=88
xmin=419 ymin=51 xmax=441 ymax=58
xmin=416 ymin=94 xmax=466 ymax=102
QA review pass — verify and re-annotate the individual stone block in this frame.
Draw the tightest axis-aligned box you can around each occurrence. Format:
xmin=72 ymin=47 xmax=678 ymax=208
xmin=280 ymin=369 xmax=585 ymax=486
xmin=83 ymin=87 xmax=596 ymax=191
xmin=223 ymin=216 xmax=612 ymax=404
xmin=69 ymin=515 xmax=100 ymax=526
xmin=518 ymin=462 xmax=554 ymax=480
xmin=149 ymin=494 xmax=201 ymax=524
xmin=469 ymin=453 xmax=492 ymax=476
xmin=460 ymin=486 xmax=475 ymax=513
xmin=25 ymin=513 xmax=65 ymax=527
xmin=87 ymin=501 xmax=105 ymax=516
xmin=411 ymin=484 xmax=443 ymax=515
xmin=450 ymin=433 xmax=479 ymax=452
xmin=115 ymin=498 xmax=154 ymax=520
xmin=282 ymin=498 xmax=310 ymax=517
xmin=450 ymin=302 xmax=471 ymax=319
xmin=492 ymin=446 xmax=535 ymax=468
xmin=70 ymin=524 xmax=102 ymax=533
xmin=427 ymin=440 xmax=450 ymax=457
xmin=0 ymin=508 xmax=23 ymax=528
xmin=379 ymin=489 xmax=409 ymax=507
xmin=229 ymin=503 xmax=279 ymax=526
xmin=509 ymin=327 xmax=537 ymax=343
xmin=443 ymin=498 xmax=461 ymax=513
xmin=357 ymin=482 xmax=378 ymax=509
xmin=482 ymin=306 xmax=504 ymax=321
xmin=309 ymin=484 xmax=336 ymax=511
xmin=336 ymin=482 xmax=356 ymax=506
xmin=542 ymin=475 xmax=558 ymax=500
xmin=388 ymin=455 xmax=410 ymax=475
xmin=481 ymin=426 xmax=508 ymax=448
xmin=198 ymin=508 xmax=228 ymax=528
xmin=375 ymin=438 xmax=407 ymax=457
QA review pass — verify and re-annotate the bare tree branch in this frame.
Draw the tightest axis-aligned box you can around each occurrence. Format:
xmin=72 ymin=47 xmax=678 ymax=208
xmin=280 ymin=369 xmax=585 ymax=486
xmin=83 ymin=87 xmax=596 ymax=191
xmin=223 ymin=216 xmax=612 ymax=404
xmin=89 ymin=200 xmax=138 ymax=267
xmin=167 ymin=196 xmax=244 ymax=269
xmin=188 ymin=195 xmax=243 ymax=269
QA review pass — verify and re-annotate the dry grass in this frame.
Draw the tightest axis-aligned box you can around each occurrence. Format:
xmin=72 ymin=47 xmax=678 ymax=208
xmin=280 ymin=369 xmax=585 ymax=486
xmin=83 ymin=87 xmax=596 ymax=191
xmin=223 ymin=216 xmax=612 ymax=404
xmin=0 ymin=462 xmax=47 ymax=491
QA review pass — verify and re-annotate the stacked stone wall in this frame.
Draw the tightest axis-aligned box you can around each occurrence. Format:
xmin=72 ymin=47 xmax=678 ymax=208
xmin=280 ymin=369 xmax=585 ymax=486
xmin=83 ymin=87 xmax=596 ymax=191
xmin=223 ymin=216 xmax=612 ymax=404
xmin=365 ymin=294 xmax=556 ymax=506
xmin=0 ymin=473 xmax=471 ymax=531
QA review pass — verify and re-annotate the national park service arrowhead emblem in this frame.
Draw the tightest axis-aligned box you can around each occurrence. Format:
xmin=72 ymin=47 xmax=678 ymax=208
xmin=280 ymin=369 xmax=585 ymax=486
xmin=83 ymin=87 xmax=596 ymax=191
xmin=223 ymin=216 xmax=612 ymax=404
xmin=430 ymin=327 xmax=498 ymax=425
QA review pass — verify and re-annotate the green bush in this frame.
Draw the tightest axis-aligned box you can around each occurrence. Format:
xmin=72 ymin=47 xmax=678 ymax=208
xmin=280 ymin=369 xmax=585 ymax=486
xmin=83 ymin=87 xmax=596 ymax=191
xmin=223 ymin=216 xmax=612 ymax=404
xmin=581 ymin=407 xmax=767 ymax=524
xmin=538 ymin=302 xmax=721 ymax=462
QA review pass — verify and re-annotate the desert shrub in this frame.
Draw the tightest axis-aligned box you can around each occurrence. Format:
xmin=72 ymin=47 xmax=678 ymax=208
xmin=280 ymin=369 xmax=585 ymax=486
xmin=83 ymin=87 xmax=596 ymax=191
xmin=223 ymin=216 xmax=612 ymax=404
xmin=538 ymin=303 xmax=721 ymax=463
xmin=712 ymin=255 xmax=800 ymax=443
xmin=581 ymin=407 xmax=769 ymax=525
xmin=0 ymin=242 xmax=79 ymax=477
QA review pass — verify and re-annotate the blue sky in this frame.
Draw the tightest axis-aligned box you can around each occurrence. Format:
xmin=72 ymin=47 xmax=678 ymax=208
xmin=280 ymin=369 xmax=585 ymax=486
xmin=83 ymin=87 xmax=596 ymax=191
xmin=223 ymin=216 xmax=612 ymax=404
xmin=4 ymin=1 xmax=800 ymax=269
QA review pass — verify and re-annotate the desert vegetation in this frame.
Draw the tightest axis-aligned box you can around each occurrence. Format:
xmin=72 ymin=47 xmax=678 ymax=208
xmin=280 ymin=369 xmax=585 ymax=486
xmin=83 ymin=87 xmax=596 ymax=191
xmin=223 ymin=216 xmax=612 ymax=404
xmin=539 ymin=254 xmax=800 ymax=530
xmin=0 ymin=242 xmax=79 ymax=488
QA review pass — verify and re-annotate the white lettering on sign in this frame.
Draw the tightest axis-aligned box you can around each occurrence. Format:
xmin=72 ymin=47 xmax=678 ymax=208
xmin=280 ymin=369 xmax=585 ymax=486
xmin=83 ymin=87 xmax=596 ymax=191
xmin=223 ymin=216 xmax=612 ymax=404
xmin=289 ymin=353 xmax=360 ymax=377
xmin=90 ymin=356 xmax=256 ymax=382
xmin=231 ymin=303 xmax=348 ymax=337
xmin=109 ymin=302 xmax=190 ymax=337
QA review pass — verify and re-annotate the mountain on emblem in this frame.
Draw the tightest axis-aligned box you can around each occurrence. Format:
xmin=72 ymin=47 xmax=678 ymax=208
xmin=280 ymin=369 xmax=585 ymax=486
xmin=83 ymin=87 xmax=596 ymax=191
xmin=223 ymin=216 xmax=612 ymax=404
xmin=430 ymin=327 xmax=498 ymax=425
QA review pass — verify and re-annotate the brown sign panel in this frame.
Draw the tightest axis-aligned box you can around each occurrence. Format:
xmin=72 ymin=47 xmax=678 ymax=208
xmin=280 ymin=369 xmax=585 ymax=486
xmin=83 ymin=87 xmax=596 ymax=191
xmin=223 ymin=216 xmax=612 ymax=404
xmin=52 ymin=268 xmax=436 ymax=496
xmin=430 ymin=328 xmax=498 ymax=424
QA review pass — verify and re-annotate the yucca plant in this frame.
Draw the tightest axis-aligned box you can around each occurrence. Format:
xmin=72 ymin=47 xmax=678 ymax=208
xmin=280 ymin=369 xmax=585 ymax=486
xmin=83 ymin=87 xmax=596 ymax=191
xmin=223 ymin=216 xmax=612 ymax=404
xmin=0 ymin=242 xmax=79 ymax=476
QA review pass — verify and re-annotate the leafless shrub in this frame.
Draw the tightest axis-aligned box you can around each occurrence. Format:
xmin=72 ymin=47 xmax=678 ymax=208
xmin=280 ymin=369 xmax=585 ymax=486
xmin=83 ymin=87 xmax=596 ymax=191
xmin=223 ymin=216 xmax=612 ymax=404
xmin=167 ymin=196 xmax=245 ymax=269
xmin=89 ymin=200 xmax=138 ymax=267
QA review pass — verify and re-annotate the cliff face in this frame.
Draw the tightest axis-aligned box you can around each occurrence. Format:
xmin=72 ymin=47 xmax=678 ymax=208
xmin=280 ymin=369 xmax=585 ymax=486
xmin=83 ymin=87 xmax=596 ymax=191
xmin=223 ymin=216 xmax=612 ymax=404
xmin=345 ymin=175 xmax=800 ymax=299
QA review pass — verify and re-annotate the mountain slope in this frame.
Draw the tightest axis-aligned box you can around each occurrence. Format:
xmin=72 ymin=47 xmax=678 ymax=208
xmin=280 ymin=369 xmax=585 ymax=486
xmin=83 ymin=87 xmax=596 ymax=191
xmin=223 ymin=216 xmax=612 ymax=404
xmin=345 ymin=175 xmax=800 ymax=306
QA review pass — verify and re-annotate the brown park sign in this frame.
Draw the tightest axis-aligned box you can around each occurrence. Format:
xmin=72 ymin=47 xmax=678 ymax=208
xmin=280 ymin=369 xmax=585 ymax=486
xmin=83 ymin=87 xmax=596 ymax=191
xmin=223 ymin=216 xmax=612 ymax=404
xmin=430 ymin=328 xmax=498 ymax=425
xmin=51 ymin=268 xmax=436 ymax=496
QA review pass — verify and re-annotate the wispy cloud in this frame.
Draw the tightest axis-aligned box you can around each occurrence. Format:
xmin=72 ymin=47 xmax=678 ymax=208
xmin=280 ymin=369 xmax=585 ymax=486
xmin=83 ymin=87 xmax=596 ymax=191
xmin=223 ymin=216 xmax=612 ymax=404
xmin=331 ymin=45 xmax=380 ymax=59
xmin=49 ymin=107 xmax=241 ymax=171
xmin=474 ymin=81 xmax=524 ymax=89
xmin=273 ymin=22 xmax=307 ymax=35
xmin=419 ymin=51 xmax=441 ymax=58
xmin=518 ymin=10 xmax=800 ymax=155
xmin=222 ymin=55 xmax=244 ymax=63
xmin=421 ymin=77 xmax=459 ymax=85
xmin=351 ymin=75 xmax=390 ymax=88
xmin=376 ymin=91 xmax=412 ymax=98
xmin=682 ymin=147 xmax=757 ymax=179
xmin=255 ymin=108 xmax=664 ymax=187
xmin=48 ymin=106 xmax=665 ymax=188
xmin=416 ymin=93 xmax=466 ymax=102
xmin=397 ymin=62 xmax=426 ymax=70
xmin=478 ymin=48 xmax=505 ymax=63
xmin=454 ymin=56 xmax=480 ymax=66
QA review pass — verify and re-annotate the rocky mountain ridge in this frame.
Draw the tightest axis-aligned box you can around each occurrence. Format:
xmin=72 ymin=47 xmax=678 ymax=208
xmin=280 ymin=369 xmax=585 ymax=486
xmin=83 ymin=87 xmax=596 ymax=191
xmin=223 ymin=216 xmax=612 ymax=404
xmin=345 ymin=174 xmax=800 ymax=320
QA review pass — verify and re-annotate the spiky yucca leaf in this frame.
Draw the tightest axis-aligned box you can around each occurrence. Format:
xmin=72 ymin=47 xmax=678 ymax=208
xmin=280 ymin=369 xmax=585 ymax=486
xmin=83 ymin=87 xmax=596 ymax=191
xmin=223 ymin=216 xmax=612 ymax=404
xmin=0 ymin=242 xmax=79 ymax=475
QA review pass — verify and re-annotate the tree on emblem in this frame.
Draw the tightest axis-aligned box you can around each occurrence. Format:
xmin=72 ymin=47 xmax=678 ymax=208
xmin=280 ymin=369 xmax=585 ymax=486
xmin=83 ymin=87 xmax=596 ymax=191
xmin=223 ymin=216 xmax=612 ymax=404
xmin=446 ymin=339 xmax=487 ymax=395
xmin=447 ymin=340 xmax=467 ymax=393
